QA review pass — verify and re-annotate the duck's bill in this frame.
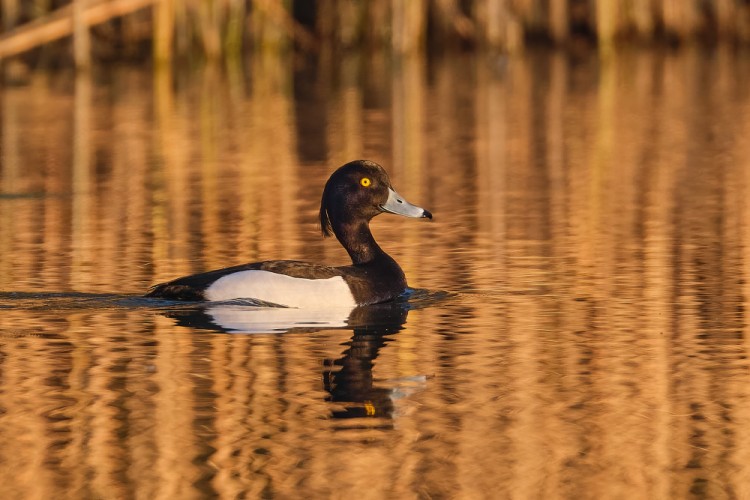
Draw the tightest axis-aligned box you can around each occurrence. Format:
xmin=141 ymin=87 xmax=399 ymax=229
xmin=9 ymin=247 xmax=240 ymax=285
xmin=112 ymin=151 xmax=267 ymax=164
xmin=380 ymin=187 xmax=433 ymax=219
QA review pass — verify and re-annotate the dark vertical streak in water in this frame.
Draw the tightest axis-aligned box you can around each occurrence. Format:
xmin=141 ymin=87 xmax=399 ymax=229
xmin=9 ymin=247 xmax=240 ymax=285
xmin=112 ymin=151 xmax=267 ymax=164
xmin=294 ymin=59 xmax=329 ymax=163
xmin=189 ymin=336 xmax=218 ymax=498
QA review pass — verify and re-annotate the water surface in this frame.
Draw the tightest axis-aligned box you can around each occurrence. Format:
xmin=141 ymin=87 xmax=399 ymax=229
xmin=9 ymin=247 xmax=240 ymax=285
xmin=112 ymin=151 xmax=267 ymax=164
xmin=2 ymin=48 xmax=750 ymax=498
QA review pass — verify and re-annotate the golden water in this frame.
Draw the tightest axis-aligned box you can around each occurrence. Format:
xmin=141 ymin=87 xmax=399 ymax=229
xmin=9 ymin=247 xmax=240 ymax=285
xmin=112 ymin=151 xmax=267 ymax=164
xmin=1 ymin=48 xmax=750 ymax=498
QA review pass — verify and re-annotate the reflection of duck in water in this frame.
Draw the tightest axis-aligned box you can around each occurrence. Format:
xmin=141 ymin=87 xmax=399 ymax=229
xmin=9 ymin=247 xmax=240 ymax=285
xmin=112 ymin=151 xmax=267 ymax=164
xmin=158 ymin=287 xmax=451 ymax=334
xmin=161 ymin=296 xmax=408 ymax=334
xmin=324 ymin=304 xmax=410 ymax=421
xmin=146 ymin=160 xmax=432 ymax=308
xmin=161 ymin=301 xmax=425 ymax=421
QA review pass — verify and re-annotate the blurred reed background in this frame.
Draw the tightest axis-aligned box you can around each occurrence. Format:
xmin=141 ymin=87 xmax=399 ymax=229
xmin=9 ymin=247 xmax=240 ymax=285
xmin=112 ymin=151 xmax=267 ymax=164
xmin=1 ymin=0 xmax=750 ymax=68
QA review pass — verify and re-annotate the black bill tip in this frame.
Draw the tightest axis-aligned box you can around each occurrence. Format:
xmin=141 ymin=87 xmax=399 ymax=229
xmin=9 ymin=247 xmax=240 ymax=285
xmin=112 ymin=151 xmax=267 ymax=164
xmin=422 ymin=209 xmax=433 ymax=220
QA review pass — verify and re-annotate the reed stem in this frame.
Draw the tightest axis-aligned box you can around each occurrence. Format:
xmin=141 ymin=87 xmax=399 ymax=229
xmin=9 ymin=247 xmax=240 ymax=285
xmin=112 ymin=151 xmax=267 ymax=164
xmin=73 ymin=0 xmax=91 ymax=68
xmin=153 ymin=0 xmax=174 ymax=64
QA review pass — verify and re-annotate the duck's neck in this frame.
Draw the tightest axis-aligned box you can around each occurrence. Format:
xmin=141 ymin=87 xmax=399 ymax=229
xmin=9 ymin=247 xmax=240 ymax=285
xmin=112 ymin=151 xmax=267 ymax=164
xmin=333 ymin=219 xmax=389 ymax=265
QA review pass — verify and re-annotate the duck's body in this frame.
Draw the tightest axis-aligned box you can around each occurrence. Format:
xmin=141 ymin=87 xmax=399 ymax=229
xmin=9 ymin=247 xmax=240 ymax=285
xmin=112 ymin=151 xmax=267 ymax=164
xmin=145 ymin=160 xmax=431 ymax=307
xmin=145 ymin=257 xmax=403 ymax=307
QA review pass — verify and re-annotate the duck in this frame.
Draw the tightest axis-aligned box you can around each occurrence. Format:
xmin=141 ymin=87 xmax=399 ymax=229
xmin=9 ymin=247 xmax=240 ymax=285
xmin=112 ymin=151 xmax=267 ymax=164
xmin=145 ymin=160 xmax=432 ymax=307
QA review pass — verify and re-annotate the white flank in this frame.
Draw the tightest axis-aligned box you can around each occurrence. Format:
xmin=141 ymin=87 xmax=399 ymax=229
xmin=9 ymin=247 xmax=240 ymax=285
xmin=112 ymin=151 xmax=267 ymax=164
xmin=204 ymin=270 xmax=357 ymax=308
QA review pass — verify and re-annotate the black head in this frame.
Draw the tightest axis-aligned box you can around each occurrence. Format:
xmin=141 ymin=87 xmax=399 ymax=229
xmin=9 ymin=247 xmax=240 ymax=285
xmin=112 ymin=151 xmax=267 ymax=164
xmin=319 ymin=160 xmax=432 ymax=237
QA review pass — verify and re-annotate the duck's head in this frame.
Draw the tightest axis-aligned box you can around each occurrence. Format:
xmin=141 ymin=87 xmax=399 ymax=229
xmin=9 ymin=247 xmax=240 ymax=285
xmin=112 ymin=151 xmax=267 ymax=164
xmin=319 ymin=160 xmax=432 ymax=237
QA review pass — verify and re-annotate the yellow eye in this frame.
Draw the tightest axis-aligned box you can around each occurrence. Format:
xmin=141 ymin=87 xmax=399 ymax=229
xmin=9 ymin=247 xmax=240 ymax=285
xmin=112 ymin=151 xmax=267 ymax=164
xmin=360 ymin=177 xmax=371 ymax=187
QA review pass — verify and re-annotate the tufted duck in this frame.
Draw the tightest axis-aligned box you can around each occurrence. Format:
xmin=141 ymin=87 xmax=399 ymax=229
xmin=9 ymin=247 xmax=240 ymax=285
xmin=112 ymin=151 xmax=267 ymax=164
xmin=145 ymin=160 xmax=432 ymax=307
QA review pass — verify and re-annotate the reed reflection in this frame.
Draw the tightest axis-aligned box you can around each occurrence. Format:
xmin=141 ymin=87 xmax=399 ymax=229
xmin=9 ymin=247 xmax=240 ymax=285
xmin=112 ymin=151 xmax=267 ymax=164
xmin=3 ymin=45 xmax=750 ymax=498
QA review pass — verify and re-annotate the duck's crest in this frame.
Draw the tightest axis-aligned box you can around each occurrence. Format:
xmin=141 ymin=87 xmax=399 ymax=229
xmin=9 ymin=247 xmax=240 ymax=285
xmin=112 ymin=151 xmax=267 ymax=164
xmin=319 ymin=182 xmax=334 ymax=237
xmin=319 ymin=205 xmax=333 ymax=237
